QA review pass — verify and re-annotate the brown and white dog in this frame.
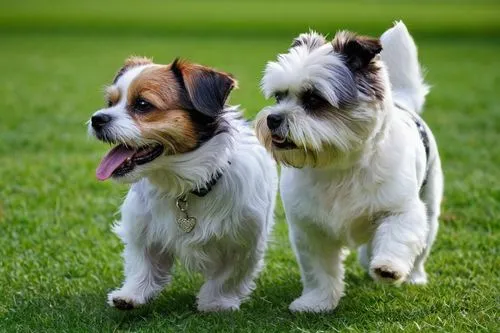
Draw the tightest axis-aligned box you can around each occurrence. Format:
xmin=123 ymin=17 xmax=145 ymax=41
xmin=88 ymin=57 xmax=277 ymax=311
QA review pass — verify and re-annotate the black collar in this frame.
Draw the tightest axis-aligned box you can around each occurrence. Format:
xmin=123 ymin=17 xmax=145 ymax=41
xmin=190 ymin=162 xmax=230 ymax=197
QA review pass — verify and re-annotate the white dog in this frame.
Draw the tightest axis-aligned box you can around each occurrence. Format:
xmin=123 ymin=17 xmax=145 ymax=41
xmin=88 ymin=57 xmax=277 ymax=312
xmin=255 ymin=22 xmax=443 ymax=312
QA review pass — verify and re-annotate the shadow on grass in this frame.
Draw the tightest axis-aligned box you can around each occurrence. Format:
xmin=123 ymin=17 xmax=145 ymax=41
xmin=2 ymin=271 xmax=436 ymax=332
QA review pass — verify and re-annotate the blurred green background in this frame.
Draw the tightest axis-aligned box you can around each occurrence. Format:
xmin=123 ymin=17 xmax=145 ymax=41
xmin=0 ymin=1 xmax=499 ymax=332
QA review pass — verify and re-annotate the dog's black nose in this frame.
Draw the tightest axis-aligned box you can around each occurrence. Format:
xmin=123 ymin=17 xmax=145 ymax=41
xmin=267 ymin=114 xmax=284 ymax=130
xmin=91 ymin=114 xmax=112 ymax=130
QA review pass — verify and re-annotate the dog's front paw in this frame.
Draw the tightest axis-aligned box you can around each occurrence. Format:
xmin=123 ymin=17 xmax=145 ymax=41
xmin=289 ymin=291 xmax=339 ymax=313
xmin=370 ymin=259 xmax=409 ymax=285
xmin=107 ymin=289 xmax=147 ymax=310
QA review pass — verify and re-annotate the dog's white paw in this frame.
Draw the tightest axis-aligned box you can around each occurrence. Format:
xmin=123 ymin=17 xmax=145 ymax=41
xmin=197 ymin=298 xmax=240 ymax=312
xmin=408 ymin=269 xmax=428 ymax=285
xmin=289 ymin=290 xmax=339 ymax=313
xmin=107 ymin=289 xmax=147 ymax=310
xmin=370 ymin=258 xmax=409 ymax=285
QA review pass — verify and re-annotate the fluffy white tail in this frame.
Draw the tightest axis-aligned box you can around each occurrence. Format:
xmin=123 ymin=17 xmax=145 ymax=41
xmin=380 ymin=21 xmax=429 ymax=114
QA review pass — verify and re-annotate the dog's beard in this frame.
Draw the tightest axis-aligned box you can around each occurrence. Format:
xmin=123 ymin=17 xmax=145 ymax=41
xmin=270 ymin=146 xmax=340 ymax=169
xmin=255 ymin=105 xmax=377 ymax=168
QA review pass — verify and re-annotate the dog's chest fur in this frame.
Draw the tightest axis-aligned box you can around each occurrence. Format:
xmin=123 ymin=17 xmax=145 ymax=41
xmin=119 ymin=180 xmax=260 ymax=274
xmin=281 ymin=165 xmax=404 ymax=246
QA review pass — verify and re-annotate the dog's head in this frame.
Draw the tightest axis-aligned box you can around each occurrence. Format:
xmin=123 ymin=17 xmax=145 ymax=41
xmin=256 ymin=30 xmax=387 ymax=168
xmin=88 ymin=56 xmax=236 ymax=182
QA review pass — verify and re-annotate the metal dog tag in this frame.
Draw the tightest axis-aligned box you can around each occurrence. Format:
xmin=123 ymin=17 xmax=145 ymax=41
xmin=176 ymin=216 xmax=197 ymax=233
xmin=176 ymin=196 xmax=197 ymax=233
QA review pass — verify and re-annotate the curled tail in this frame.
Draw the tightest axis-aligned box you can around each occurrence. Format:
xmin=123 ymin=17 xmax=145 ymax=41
xmin=380 ymin=21 xmax=429 ymax=114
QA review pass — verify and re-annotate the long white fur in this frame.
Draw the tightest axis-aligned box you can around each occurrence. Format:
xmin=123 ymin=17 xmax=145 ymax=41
xmin=257 ymin=37 xmax=391 ymax=169
xmin=262 ymin=46 xmax=354 ymax=109
xmin=258 ymin=22 xmax=443 ymax=313
xmin=380 ymin=21 xmax=430 ymax=113
xmin=89 ymin=67 xmax=278 ymax=312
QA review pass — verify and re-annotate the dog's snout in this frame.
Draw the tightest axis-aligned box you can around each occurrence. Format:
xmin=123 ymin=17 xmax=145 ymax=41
xmin=267 ymin=114 xmax=284 ymax=130
xmin=91 ymin=114 xmax=112 ymax=130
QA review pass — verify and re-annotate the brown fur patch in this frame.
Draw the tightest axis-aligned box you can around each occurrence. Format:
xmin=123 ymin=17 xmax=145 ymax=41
xmin=104 ymin=86 xmax=120 ymax=106
xmin=124 ymin=56 xmax=153 ymax=67
xmin=127 ymin=65 xmax=181 ymax=109
xmin=137 ymin=109 xmax=198 ymax=154
xmin=331 ymin=31 xmax=358 ymax=53
xmin=127 ymin=65 xmax=198 ymax=154
xmin=177 ymin=61 xmax=237 ymax=90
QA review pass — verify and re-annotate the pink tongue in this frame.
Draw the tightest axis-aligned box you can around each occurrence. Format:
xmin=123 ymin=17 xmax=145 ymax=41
xmin=96 ymin=145 xmax=136 ymax=181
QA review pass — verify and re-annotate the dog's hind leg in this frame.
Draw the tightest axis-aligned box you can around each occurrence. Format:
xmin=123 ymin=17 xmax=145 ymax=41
xmin=358 ymin=243 xmax=372 ymax=272
xmin=196 ymin=234 xmax=266 ymax=312
xmin=408 ymin=160 xmax=443 ymax=284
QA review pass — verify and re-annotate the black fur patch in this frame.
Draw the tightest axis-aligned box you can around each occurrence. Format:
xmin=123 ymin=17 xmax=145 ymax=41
xmin=171 ymin=58 xmax=196 ymax=110
xmin=343 ymin=38 xmax=382 ymax=71
xmin=185 ymin=71 xmax=235 ymax=117
xmin=333 ymin=32 xmax=385 ymax=101
xmin=171 ymin=58 xmax=232 ymax=146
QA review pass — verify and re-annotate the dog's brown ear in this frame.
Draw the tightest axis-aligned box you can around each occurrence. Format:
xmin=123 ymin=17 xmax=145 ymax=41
xmin=171 ymin=59 xmax=237 ymax=116
xmin=333 ymin=33 xmax=382 ymax=71
xmin=113 ymin=56 xmax=153 ymax=83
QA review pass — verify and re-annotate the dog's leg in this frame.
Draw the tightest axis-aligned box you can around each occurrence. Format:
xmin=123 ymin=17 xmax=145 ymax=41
xmin=197 ymin=272 xmax=241 ymax=312
xmin=358 ymin=243 xmax=372 ymax=272
xmin=197 ymin=238 xmax=265 ymax=312
xmin=108 ymin=234 xmax=174 ymax=310
xmin=409 ymin=162 xmax=443 ymax=284
xmin=370 ymin=200 xmax=428 ymax=284
xmin=288 ymin=223 xmax=345 ymax=313
xmin=408 ymin=212 xmax=438 ymax=285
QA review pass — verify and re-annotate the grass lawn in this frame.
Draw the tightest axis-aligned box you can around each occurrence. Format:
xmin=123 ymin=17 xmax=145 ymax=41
xmin=0 ymin=1 xmax=499 ymax=332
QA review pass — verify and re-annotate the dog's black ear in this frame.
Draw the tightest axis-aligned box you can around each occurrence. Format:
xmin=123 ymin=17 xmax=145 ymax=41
xmin=334 ymin=33 xmax=382 ymax=71
xmin=291 ymin=31 xmax=327 ymax=50
xmin=171 ymin=59 xmax=237 ymax=116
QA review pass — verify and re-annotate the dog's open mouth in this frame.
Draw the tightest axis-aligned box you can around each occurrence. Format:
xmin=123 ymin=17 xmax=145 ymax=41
xmin=96 ymin=143 xmax=164 ymax=180
xmin=272 ymin=134 xmax=297 ymax=149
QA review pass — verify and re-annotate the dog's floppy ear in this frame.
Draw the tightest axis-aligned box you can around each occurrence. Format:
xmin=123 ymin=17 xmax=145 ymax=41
xmin=333 ymin=32 xmax=382 ymax=71
xmin=171 ymin=59 xmax=237 ymax=116
xmin=291 ymin=31 xmax=327 ymax=50
xmin=113 ymin=56 xmax=153 ymax=83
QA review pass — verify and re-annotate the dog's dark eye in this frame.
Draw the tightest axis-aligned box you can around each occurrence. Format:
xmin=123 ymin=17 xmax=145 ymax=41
xmin=274 ymin=91 xmax=287 ymax=103
xmin=133 ymin=98 xmax=153 ymax=113
xmin=301 ymin=90 xmax=328 ymax=110
xmin=106 ymin=100 xmax=113 ymax=107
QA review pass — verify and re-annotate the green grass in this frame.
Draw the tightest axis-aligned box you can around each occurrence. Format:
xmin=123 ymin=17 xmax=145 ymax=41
xmin=1 ymin=0 xmax=500 ymax=38
xmin=0 ymin=1 xmax=499 ymax=332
